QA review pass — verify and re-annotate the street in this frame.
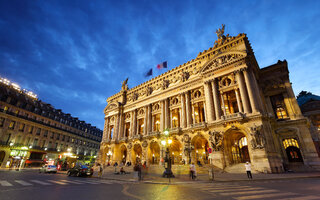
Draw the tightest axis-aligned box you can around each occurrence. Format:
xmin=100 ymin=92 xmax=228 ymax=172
xmin=0 ymin=170 xmax=320 ymax=200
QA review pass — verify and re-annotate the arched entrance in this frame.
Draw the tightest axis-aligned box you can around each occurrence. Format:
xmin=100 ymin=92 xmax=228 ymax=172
xmin=169 ymin=139 xmax=182 ymax=164
xmin=224 ymin=131 xmax=250 ymax=164
xmin=283 ymin=138 xmax=303 ymax=162
xmin=0 ymin=151 xmax=5 ymax=166
xmin=192 ymin=134 xmax=209 ymax=165
xmin=120 ymin=145 xmax=127 ymax=165
xmin=148 ymin=141 xmax=160 ymax=164
xmin=133 ymin=143 xmax=142 ymax=164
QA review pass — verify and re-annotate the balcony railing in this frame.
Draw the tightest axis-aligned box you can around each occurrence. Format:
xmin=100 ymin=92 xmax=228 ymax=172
xmin=222 ymin=112 xmax=245 ymax=120
xmin=149 ymin=131 xmax=160 ymax=137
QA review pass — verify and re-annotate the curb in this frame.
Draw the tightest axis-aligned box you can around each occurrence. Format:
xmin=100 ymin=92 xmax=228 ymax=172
xmin=97 ymin=175 xmax=320 ymax=185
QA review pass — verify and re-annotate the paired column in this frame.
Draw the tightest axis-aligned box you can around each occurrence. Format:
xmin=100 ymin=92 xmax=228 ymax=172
xmin=243 ymin=69 xmax=259 ymax=113
xmin=235 ymin=89 xmax=243 ymax=112
xmin=165 ymin=98 xmax=170 ymax=129
xmin=148 ymin=104 xmax=152 ymax=134
xmin=144 ymin=106 xmax=147 ymax=135
xmin=211 ymin=79 xmax=222 ymax=120
xmin=180 ymin=93 xmax=187 ymax=128
xmin=220 ymin=93 xmax=227 ymax=116
xmin=160 ymin=101 xmax=165 ymax=131
xmin=132 ymin=110 xmax=137 ymax=136
xmin=236 ymin=70 xmax=251 ymax=113
xmin=185 ymin=91 xmax=193 ymax=126
xmin=204 ymin=81 xmax=215 ymax=122
xmin=103 ymin=117 xmax=110 ymax=141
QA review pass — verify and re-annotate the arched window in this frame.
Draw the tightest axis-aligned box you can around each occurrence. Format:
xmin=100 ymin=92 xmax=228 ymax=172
xmin=194 ymin=91 xmax=201 ymax=98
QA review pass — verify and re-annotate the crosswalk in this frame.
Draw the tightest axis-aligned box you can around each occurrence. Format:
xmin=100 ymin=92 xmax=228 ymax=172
xmin=0 ymin=179 xmax=123 ymax=187
xmin=188 ymin=183 xmax=320 ymax=200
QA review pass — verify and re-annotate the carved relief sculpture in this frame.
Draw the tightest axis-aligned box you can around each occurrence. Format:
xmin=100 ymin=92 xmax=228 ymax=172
xmin=250 ymin=125 xmax=266 ymax=149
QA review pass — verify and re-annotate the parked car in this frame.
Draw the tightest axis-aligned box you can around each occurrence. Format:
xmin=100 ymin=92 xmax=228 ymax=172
xmin=39 ymin=165 xmax=58 ymax=173
xmin=67 ymin=165 xmax=93 ymax=177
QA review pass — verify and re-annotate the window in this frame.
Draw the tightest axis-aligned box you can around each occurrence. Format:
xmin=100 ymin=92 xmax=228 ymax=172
xmin=43 ymin=130 xmax=48 ymax=138
xmin=125 ymin=122 xmax=130 ymax=137
xmin=109 ymin=126 xmax=114 ymax=139
xmin=153 ymin=114 xmax=160 ymax=131
xmin=8 ymin=121 xmax=15 ymax=129
xmin=3 ymin=106 xmax=8 ymax=112
xmin=36 ymin=128 xmax=41 ymax=135
xmin=171 ymin=109 xmax=180 ymax=128
xmin=19 ymin=123 xmax=25 ymax=132
xmin=28 ymin=126 xmax=34 ymax=134
xmin=51 ymin=132 xmax=54 ymax=139
xmin=138 ymin=119 xmax=144 ymax=134
xmin=0 ymin=117 xmax=5 ymax=127
xmin=283 ymin=138 xmax=299 ymax=149
xmin=33 ymin=138 xmax=39 ymax=147
xmin=270 ymin=94 xmax=289 ymax=120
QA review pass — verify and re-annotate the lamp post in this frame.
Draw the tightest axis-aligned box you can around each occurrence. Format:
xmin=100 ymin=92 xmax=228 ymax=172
xmin=161 ymin=129 xmax=174 ymax=178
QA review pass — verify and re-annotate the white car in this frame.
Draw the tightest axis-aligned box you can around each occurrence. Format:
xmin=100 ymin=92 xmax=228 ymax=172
xmin=39 ymin=165 xmax=58 ymax=173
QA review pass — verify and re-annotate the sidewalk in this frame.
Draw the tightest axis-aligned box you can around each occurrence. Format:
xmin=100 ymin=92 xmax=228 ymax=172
xmin=98 ymin=170 xmax=320 ymax=184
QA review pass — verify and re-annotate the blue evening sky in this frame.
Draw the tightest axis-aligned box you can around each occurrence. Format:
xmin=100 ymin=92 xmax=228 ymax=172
xmin=0 ymin=0 xmax=319 ymax=130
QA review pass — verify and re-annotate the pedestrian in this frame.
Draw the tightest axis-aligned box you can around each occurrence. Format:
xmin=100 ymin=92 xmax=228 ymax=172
xmin=189 ymin=163 xmax=196 ymax=180
xmin=138 ymin=162 xmax=142 ymax=181
xmin=98 ymin=164 xmax=103 ymax=178
xmin=245 ymin=161 xmax=253 ymax=179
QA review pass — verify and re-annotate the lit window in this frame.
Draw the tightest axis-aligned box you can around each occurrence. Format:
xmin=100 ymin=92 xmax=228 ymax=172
xmin=270 ymin=94 xmax=289 ymax=120
xmin=283 ymin=138 xmax=299 ymax=149
xmin=8 ymin=121 xmax=15 ymax=129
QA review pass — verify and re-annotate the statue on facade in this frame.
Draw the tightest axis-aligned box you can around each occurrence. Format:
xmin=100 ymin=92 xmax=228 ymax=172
xmin=250 ymin=125 xmax=266 ymax=149
xmin=122 ymin=78 xmax=129 ymax=91
xmin=215 ymin=24 xmax=225 ymax=39
xmin=209 ymin=131 xmax=223 ymax=151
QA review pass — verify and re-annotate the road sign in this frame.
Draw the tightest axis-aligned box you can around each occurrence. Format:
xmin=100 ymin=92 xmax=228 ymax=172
xmin=208 ymin=148 xmax=212 ymax=154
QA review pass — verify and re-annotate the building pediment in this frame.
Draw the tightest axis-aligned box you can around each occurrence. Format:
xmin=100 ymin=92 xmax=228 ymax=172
xmin=104 ymin=102 xmax=119 ymax=113
xmin=200 ymin=51 xmax=247 ymax=74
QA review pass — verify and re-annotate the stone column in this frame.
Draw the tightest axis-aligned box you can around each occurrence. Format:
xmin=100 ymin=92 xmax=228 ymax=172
xmin=235 ymin=89 xmax=243 ymax=112
xmin=185 ymin=91 xmax=193 ymax=127
xmin=211 ymin=79 xmax=222 ymax=120
xmin=204 ymin=81 xmax=215 ymax=122
xmin=148 ymin=104 xmax=152 ymax=134
xmin=220 ymin=93 xmax=227 ymax=116
xmin=180 ymin=93 xmax=187 ymax=128
xmin=103 ymin=117 xmax=110 ymax=142
xmin=165 ymin=98 xmax=170 ymax=129
xmin=133 ymin=110 xmax=137 ymax=136
xmin=118 ymin=112 xmax=124 ymax=140
xmin=250 ymin=70 xmax=264 ymax=112
xmin=144 ymin=107 xmax=147 ymax=136
xmin=129 ymin=111 xmax=134 ymax=138
xmin=243 ymin=69 xmax=258 ymax=113
xmin=113 ymin=115 xmax=119 ymax=141
xmin=160 ymin=100 xmax=165 ymax=131
xmin=237 ymin=70 xmax=251 ymax=113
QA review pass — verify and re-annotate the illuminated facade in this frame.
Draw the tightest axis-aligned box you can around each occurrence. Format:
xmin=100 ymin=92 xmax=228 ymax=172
xmin=0 ymin=78 xmax=102 ymax=168
xmin=98 ymin=31 xmax=320 ymax=173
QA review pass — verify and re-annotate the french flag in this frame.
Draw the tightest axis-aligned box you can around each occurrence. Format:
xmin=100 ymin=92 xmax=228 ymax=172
xmin=157 ymin=61 xmax=168 ymax=69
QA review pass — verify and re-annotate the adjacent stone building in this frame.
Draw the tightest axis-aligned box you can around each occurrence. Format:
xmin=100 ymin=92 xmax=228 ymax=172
xmin=98 ymin=30 xmax=320 ymax=173
xmin=297 ymin=92 xmax=320 ymax=157
xmin=0 ymin=78 xmax=102 ymax=168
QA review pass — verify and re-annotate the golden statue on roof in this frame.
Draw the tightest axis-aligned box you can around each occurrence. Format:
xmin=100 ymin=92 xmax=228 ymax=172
xmin=215 ymin=24 xmax=225 ymax=39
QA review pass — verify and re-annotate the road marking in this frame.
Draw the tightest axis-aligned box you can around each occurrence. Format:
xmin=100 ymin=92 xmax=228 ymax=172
xmin=94 ymin=180 xmax=113 ymax=184
xmin=200 ymin=186 xmax=253 ymax=190
xmin=59 ymin=180 xmax=84 ymax=184
xmin=278 ymin=195 xmax=320 ymax=200
xmin=14 ymin=180 xmax=33 ymax=186
xmin=220 ymin=189 xmax=279 ymax=196
xmin=235 ymin=192 xmax=296 ymax=200
xmin=206 ymin=187 xmax=263 ymax=193
xmin=30 ymin=180 xmax=52 ymax=185
xmin=0 ymin=181 xmax=13 ymax=186
xmin=72 ymin=180 xmax=100 ymax=184
xmin=47 ymin=180 xmax=68 ymax=185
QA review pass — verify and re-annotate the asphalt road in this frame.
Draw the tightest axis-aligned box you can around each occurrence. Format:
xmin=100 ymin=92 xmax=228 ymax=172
xmin=0 ymin=170 xmax=319 ymax=200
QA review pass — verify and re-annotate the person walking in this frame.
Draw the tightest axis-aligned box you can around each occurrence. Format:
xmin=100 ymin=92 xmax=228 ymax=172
xmin=245 ymin=161 xmax=253 ymax=179
xmin=189 ymin=163 xmax=196 ymax=180
xmin=98 ymin=164 xmax=103 ymax=178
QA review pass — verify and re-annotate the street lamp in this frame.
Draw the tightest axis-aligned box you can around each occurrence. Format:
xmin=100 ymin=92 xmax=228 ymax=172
xmin=161 ymin=129 xmax=174 ymax=178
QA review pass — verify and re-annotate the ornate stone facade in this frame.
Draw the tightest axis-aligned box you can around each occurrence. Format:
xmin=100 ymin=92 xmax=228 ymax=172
xmin=98 ymin=32 xmax=320 ymax=173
